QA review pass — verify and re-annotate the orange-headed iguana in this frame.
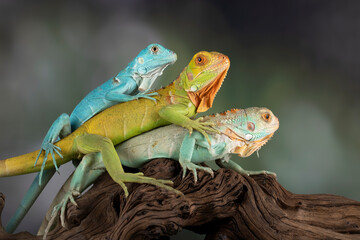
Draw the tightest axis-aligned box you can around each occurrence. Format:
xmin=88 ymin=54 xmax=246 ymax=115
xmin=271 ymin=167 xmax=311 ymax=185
xmin=0 ymin=51 xmax=230 ymax=234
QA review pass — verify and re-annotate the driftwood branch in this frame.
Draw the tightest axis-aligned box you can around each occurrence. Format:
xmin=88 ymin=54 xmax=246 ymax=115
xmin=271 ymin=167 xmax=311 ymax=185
xmin=1 ymin=158 xmax=360 ymax=240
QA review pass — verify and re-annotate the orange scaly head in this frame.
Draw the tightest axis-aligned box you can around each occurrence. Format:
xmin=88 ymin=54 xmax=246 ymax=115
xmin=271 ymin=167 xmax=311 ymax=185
xmin=181 ymin=51 xmax=230 ymax=113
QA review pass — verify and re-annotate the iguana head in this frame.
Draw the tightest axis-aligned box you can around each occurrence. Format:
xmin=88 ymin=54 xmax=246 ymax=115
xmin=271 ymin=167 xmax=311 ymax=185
xmin=128 ymin=43 xmax=177 ymax=92
xmin=182 ymin=51 xmax=230 ymax=113
xmin=206 ymin=107 xmax=279 ymax=157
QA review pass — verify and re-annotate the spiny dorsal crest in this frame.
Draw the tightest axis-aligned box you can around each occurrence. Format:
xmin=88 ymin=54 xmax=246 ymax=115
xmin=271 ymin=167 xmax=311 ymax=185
xmin=204 ymin=108 xmax=246 ymax=125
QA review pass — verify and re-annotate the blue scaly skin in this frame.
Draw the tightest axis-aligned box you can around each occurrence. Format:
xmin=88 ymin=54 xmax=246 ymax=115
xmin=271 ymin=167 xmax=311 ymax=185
xmin=5 ymin=44 xmax=176 ymax=234
xmin=39 ymin=107 xmax=279 ymax=238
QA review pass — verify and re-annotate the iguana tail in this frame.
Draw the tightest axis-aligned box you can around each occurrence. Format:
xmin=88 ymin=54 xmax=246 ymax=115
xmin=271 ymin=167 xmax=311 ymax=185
xmin=5 ymin=169 xmax=56 ymax=233
xmin=0 ymin=134 xmax=77 ymax=177
xmin=0 ymin=150 xmax=70 ymax=177
xmin=0 ymin=150 xmax=44 ymax=176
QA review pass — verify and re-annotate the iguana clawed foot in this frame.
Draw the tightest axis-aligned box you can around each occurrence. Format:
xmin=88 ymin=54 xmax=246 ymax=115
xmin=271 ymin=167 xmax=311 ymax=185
xmin=51 ymin=190 xmax=80 ymax=228
xmin=35 ymin=142 xmax=63 ymax=185
xmin=113 ymin=172 xmax=183 ymax=197
xmin=241 ymin=170 xmax=277 ymax=178
xmin=180 ymin=161 xmax=214 ymax=184
xmin=215 ymin=159 xmax=277 ymax=179
xmin=186 ymin=118 xmax=219 ymax=145
xmin=134 ymin=89 xmax=159 ymax=102
xmin=43 ymin=190 xmax=80 ymax=240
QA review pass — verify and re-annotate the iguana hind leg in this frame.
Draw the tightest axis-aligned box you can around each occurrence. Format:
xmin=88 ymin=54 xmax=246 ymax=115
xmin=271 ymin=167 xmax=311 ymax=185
xmin=43 ymin=153 xmax=105 ymax=239
xmin=75 ymin=134 xmax=181 ymax=197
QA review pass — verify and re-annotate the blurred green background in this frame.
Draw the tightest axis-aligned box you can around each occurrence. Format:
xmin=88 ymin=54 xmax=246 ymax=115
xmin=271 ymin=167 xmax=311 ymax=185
xmin=0 ymin=0 xmax=359 ymax=239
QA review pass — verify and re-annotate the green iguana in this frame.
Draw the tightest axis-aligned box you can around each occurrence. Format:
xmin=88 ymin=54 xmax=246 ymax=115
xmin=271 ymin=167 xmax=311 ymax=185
xmin=0 ymin=51 xmax=230 ymax=213
xmin=40 ymin=107 xmax=279 ymax=237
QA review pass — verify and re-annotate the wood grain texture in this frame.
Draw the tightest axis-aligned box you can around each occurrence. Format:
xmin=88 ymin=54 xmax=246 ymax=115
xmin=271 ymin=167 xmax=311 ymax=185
xmin=1 ymin=158 xmax=360 ymax=240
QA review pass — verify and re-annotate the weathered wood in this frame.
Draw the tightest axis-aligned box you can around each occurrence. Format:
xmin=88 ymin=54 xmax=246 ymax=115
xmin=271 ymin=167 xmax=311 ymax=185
xmin=1 ymin=158 xmax=360 ymax=240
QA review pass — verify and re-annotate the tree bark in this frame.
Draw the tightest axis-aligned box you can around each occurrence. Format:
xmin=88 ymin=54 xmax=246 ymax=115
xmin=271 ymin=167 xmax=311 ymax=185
xmin=1 ymin=158 xmax=360 ymax=240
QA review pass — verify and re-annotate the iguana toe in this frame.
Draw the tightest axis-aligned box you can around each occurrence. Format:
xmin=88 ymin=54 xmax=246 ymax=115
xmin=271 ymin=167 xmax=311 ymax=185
xmin=118 ymin=173 xmax=181 ymax=196
xmin=48 ymin=190 xmax=81 ymax=228
xmin=145 ymin=91 xmax=159 ymax=96
xmin=116 ymin=181 xmax=129 ymax=198
xmin=238 ymin=169 xmax=277 ymax=178
xmin=180 ymin=162 xmax=214 ymax=184
xmin=36 ymin=142 xmax=63 ymax=184
xmin=142 ymin=95 xmax=158 ymax=102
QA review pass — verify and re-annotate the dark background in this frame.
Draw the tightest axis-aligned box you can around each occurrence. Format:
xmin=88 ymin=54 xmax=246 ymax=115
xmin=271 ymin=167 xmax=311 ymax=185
xmin=0 ymin=1 xmax=359 ymax=239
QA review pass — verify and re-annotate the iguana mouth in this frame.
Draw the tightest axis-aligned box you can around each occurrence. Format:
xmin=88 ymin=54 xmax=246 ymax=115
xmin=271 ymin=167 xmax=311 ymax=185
xmin=187 ymin=68 xmax=229 ymax=113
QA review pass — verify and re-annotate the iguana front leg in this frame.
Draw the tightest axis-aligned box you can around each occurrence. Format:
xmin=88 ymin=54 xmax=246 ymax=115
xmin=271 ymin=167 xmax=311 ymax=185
xmin=158 ymin=103 xmax=218 ymax=144
xmin=105 ymin=79 xmax=158 ymax=103
xmin=215 ymin=159 xmax=276 ymax=177
xmin=131 ymin=88 xmax=160 ymax=102
xmin=179 ymin=131 xmax=214 ymax=183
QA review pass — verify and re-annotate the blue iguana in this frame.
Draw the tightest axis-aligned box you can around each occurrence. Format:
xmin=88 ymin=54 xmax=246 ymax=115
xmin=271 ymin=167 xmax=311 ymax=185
xmin=5 ymin=43 xmax=177 ymax=233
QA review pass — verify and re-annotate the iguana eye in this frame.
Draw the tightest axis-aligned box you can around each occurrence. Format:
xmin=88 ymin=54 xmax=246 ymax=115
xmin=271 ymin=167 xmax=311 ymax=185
xmin=151 ymin=46 xmax=159 ymax=54
xmin=195 ymin=55 xmax=207 ymax=65
xmin=262 ymin=113 xmax=271 ymax=122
